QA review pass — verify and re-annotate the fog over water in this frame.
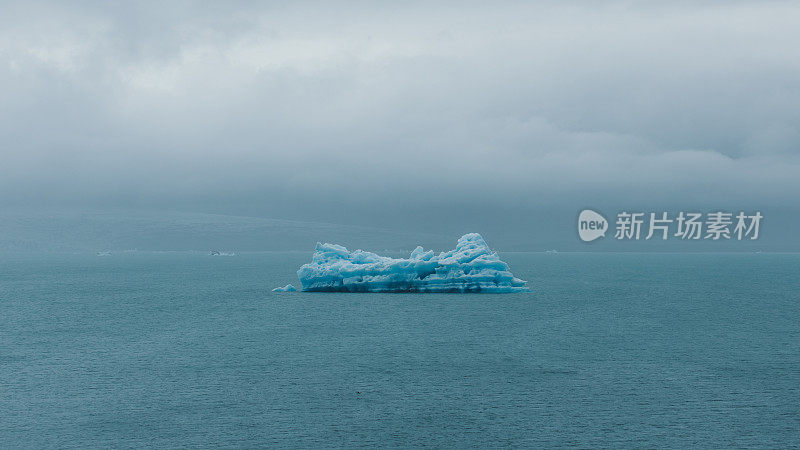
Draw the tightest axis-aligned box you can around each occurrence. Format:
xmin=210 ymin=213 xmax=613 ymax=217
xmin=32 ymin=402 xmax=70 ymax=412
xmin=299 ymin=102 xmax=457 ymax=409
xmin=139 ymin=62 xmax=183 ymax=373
xmin=2 ymin=2 xmax=799 ymax=250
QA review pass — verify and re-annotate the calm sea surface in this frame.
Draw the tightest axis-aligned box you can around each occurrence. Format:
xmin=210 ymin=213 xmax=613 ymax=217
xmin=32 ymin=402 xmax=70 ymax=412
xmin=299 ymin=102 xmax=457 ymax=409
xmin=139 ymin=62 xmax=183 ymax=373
xmin=1 ymin=252 xmax=798 ymax=448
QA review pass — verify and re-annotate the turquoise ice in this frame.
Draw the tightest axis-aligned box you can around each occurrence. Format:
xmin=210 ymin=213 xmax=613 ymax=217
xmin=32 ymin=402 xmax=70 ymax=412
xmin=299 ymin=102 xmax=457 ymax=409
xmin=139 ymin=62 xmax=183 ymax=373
xmin=297 ymin=233 xmax=530 ymax=293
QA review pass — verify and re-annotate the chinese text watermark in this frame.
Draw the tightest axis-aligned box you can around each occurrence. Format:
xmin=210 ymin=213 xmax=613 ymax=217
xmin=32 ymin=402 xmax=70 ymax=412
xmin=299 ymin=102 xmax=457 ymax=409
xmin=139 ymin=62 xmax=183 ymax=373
xmin=578 ymin=210 xmax=762 ymax=242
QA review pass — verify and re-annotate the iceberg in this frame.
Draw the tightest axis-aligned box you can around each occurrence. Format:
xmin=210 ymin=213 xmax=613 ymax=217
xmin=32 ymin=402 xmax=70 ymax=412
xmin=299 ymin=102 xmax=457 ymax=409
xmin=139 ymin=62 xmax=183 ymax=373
xmin=296 ymin=233 xmax=529 ymax=293
xmin=272 ymin=284 xmax=297 ymax=292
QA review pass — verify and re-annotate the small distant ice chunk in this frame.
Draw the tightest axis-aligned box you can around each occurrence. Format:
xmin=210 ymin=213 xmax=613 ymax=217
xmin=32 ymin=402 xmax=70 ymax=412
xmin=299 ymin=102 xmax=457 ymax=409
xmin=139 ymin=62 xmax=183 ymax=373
xmin=272 ymin=284 xmax=297 ymax=292
xmin=296 ymin=233 xmax=530 ymax=293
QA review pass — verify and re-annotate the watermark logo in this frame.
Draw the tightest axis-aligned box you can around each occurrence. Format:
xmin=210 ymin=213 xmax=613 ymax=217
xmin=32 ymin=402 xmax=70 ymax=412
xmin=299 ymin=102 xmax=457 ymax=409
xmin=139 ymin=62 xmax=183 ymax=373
xmin=578 ymin=209 xmax=608 ymax=242
xmin=578 ymin=209 xmax=763 ymax=242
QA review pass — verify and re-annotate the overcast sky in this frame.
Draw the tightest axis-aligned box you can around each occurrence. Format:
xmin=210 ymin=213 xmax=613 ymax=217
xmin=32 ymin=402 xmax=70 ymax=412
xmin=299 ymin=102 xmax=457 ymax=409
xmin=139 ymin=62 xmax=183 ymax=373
xmin=1 ymin=1 xmax=799 ymax=240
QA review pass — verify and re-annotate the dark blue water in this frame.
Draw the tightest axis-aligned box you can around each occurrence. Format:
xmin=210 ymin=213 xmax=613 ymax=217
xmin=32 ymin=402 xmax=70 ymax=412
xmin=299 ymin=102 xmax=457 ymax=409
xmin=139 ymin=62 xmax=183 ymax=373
xmin=1 ymin=252 xmax=798 ymax=447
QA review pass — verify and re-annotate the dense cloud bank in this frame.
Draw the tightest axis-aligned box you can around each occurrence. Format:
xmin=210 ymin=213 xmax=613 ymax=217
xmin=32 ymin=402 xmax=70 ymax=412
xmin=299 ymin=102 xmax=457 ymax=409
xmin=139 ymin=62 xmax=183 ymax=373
xmin=1 ymin=2 xmax=798 ymax=219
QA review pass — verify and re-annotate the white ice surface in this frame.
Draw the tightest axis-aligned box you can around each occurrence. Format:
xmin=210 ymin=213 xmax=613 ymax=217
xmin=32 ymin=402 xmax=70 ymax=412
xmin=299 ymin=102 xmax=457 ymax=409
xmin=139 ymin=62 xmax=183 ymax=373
xmin=272 ymin=284 xmax=297 ymax=292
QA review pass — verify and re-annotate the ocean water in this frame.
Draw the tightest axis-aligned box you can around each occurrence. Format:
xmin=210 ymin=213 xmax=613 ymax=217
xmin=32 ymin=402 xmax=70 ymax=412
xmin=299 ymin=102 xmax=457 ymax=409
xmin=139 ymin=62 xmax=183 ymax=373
xmin=1 ymin=252 xmax=798 ymax=448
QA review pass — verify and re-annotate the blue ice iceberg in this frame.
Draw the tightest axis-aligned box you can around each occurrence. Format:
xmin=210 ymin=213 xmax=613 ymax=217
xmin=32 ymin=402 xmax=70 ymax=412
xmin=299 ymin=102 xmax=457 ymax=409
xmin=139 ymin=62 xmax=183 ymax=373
xmin=297 ymin=233 xmax=529 ymax=293
xmin=272 ymin=284 xmax=297 ymax=292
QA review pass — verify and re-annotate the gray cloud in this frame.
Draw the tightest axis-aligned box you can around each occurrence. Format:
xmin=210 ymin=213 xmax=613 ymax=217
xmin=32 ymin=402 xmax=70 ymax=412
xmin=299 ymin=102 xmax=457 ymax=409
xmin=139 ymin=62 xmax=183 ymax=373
xmin=1 ymin=1 xmax=799 ymax=230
